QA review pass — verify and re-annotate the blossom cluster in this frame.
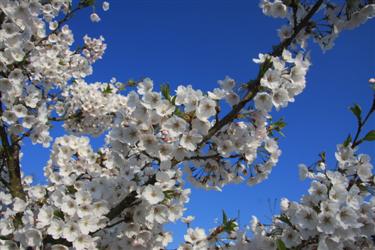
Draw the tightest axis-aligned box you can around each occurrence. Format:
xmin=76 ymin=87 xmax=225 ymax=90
xmin=0 ymin=0 xmax=107 ymax=147
xmin=0 ymin=0 xmax=374 ymax=249
xmin=261 ymin=0 xmax=375 ymax=50
xmin=179 ymin=144 xmax=375 ymax=249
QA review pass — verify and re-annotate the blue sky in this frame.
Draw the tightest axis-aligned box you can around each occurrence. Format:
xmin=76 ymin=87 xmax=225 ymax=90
xmin=22 ymin=1 xmax=374 ymax=248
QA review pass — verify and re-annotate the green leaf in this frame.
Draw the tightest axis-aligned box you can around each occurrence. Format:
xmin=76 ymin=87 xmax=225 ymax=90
xmin=363 ymin=130 xmax=375 ymax=141
xmin=53 ymin=210 xmax=65 ymax=220
xmin=163 ymin=190 xmax=175 ymax=200
xmin=174 ymin=108 xmax=185 ymax=118
xmin=222 ymin=210 xmax=228 ymax=225
xmin=127 ymin=79 xmax=136 ymax=87
xmin=79 ymin=0 xmax=95 ymax=7
xmin=276 ymin=239 xmax=287 ymax=250
xmin=350 ymin=104 xmax=362 ymax=121
xmin=161 ymin=83 xmax=171 ymax=101
xmin=103 ymin=84 xmax=112 ymax=94
xmin=67 ymin=185 xmax=77 ymax=194
xmin=319 ymin=151 xmax=326 ymax=162
xmin=273 ymin=118 xmax=286 ymax=131
xmin=171 ymin=95 xmax=177 ymax=105
xmin=343 ymin=134 xmax=352 ymax=147
xmin=223 ymin=219 xmax=237 ymax=233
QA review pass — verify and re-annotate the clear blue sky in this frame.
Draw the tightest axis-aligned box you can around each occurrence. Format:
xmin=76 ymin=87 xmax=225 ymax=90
xmin=22 ymin=1 xmax=374 ymax=248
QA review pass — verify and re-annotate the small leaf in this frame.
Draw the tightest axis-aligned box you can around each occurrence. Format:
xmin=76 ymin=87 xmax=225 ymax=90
xmin=343 ymin=134 xmax=352 ymax=147
xmin=53 ymin=210 xmax=65 ymax=220
xmin=171 ymin=95 xmax=177 ymax=105
xmin=363 ymin=130 xmax=375 ymax=141
xmin=174 ymin=108 xmax=185 ymax=117
xmin=79 ymin=0 xmax=95 ymax=7
xmin=350 ymin=104 xmax=362 ymax=121
xmin=161 ymin=83 xmax=171 ymax=101
xmin=103 ymin=84 xmax=112 ymax=94
xmin=319 ymin=151 xmax=326 ymax=162
xmin=276 ymin=239 xmax=287 ymax=250
xmin=222 ymin=210 xmax=228 ymax=225
xmin=67 ymin=185 xmax=77 ymax=194
xmin=127 ymin=79 xmax=136 ymax=87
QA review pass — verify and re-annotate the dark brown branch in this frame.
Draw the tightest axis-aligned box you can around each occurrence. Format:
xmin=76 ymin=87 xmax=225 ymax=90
xmin=352 ymin=93 xmax=375 ymax=147
xmin=198 ymin=0 xmax=324 ymax=148
xmin=0 ymin=97 xmax=26 ymax=200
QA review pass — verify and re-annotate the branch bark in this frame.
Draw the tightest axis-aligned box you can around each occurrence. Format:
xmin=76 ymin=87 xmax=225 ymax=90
xmin=0 ymin=98 xmax=25 ymax=200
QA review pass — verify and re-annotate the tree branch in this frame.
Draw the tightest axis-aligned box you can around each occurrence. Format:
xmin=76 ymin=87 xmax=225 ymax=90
xmin=198 ymin=0 xmax=324 ymax=148
xmin=103 ymin=0 xmax=325 ymax=227
xmin=0 ymin=98 xmax=26 ymax=200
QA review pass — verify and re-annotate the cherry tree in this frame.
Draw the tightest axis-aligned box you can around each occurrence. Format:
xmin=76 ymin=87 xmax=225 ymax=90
xmin=0 ymin=0 xmax=374 ymax=249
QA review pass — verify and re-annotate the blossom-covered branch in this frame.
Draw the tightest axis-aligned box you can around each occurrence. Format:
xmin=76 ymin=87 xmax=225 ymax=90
xmin=0 ymin=0 xmax=374 ymax=249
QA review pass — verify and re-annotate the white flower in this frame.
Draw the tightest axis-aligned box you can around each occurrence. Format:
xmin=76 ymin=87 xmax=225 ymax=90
xmin=142 ymin=91 xmax=161 ymax=109
xmin=281 ymin=228 xmax=301 ymax=248
xmin=225 ymin=92 xmax=240 ymax=106
xmin=336 ymin=206 xmax=361 ymax=229
xmin=22 ymin=229 xmax=42 ymax=248
xmin=208 ymin=88 xmax=226 ymax=100
xmin=261 ymin=69 xmax=280 ymax=89
xmin=78 ymin=216 xmax=99 ymax=234
xmin=252 ymin=53 xmax=269 ymax=64
xmin=272 ymin=88 xmax=289 ymax=110
xmin=47 ymin=219 xmax=64 ymax=239
xmin=317 ymin=212 xmax=337 ymax=234
xmin=142 ymin=185 xmax=165 ymax=205
xmin=149 ymin=204 xmax=169 ymax=224
xmin=180 ymin=130 xmax=203 ymax=151
xmin=356 ymin=154 xmax=373 ymax=181
xmin=192 ymin=118 xmax=210 ymax=135
xmin=28 ymin=186 xmax=46 ymax=200
xmin=74 ymin=234 xmax=95 ymax=250
xmin=270 ymin=1 xmax=288 ymax=18
xmin=61 ymin=197 xmax=77 ymax=216
xmin=63 ymin=221 xmax=80 ymax=242
xmin=138 ymin=78 xmax=153 ymax=94
xmin=156 ymin=100 xmax=175 ymax=116
xmin=298 ymin=164 xmax=309 ymax=180
xmin=37 ymin=206 xmax=54 ymax=228
xmin=158 ymin=143 xmax=175 ymax=161
xmin=0 ymin=219 xmax=14 ymax=235
xmin=12 ymin=104 xmax=27 ymax=118
xmin=8 ymin=68 xmax=24 ymax=83
xmin=162 ymin=116 xmax=188 ymax=137
xmin=184 ymin=227 xmax=206 ymax=244
xmin=295 ymin=207 xmax=318 ymax=230
xmin=218 ymin=76 xmax=235 ymax=91
xmin=75 ymin=191 xmax=92 ymax=205
xmin=217 ymin=139 xmax=234 ymax=157
xmin=13 ymin=197 xmax=27 ymax=212
xmin=92 ymin=201 xmax=109 ymax=217
xmin=77 ymin=203 xmax=92 ymax=218
xmin=102 ymin=1 xmax=110 ymax=11
xmin=2 ymin=110 xmax=17 ymax=124
xmin=254 ymin=92 xmax=273 ymax=112
xmin=196 ymin=97 xmax=216 ymax=121
xmin=140 ymin=134 xmax=159 ymax=152
xmin=122 ymin=126 xmax=139 ymax=145
xmin=0 ymin=78 xmax=11 ymax=91
xmin=308 ymin=181 xmax=328 ymax=202
xmin=181 ymin=215 xmax=195 ymax=224
xmin=90 ymin=13 xmax=101 ymax=22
